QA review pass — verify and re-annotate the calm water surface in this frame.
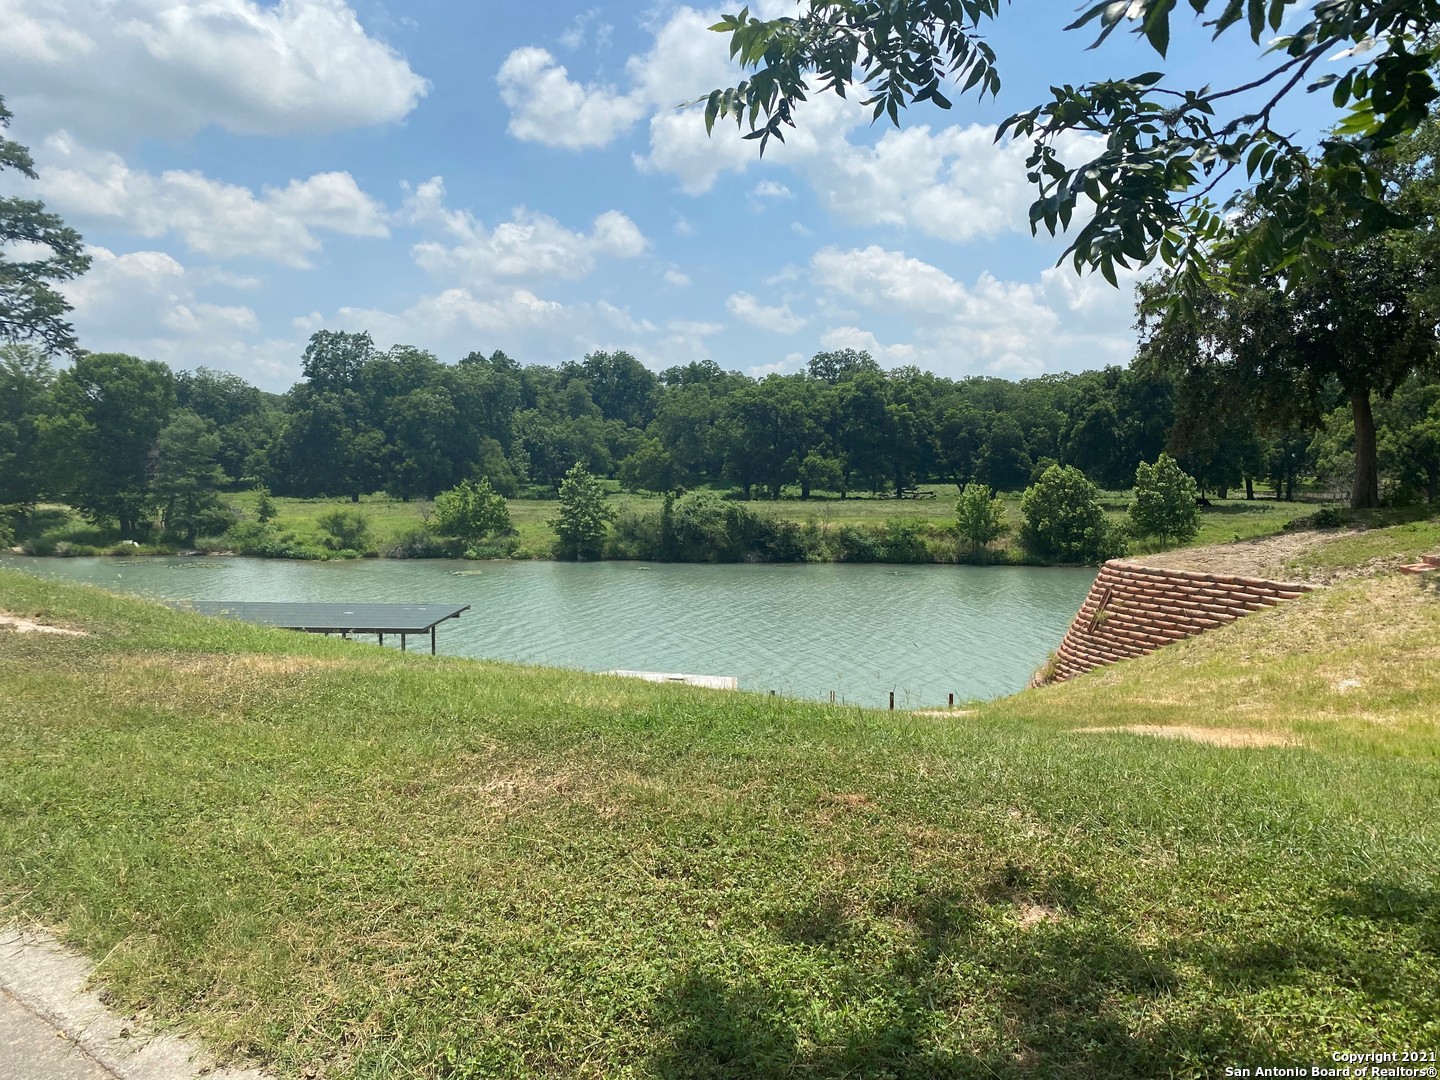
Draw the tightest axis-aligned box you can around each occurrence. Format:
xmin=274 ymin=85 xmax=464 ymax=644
xmin=0 ymin=556 xmax=1094 ymax=707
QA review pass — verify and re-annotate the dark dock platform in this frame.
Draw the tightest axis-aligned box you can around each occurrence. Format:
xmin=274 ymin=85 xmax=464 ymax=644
xmin=180 ymin=601 xmax=470 ymax=653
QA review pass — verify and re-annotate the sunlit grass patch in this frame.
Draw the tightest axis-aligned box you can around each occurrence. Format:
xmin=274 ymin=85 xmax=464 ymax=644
xmin=1291 ymin=515 xmax=1440 ymax=573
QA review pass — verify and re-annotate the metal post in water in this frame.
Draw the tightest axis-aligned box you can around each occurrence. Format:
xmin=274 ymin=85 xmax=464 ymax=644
xmin=948 ymin=693 xmax=954 ymax=707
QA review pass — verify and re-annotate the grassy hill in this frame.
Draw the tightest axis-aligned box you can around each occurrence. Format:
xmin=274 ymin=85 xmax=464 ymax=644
xmin=1 ymin=543 xmax=1436 ymax=1078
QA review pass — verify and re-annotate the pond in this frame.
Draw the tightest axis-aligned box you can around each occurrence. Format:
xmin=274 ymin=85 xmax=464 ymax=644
xmin=0 ymin=556 xmax=1095 ymax=707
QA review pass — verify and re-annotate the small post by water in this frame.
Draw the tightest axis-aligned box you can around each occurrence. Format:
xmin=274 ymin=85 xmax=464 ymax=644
xmin=889 ymin=691 xmax=895 ymax=711
xmin=829 ymin=690 xmax=836 ymax=705
xmin=948 ymin=693 xmax=954 ymax=707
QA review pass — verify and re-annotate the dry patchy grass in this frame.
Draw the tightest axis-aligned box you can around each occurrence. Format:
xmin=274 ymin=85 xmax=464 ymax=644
xmin=1001 ymin=573 xmax=1440 ymax=756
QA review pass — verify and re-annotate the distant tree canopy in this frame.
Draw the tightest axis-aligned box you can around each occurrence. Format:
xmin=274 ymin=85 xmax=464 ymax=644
xmin=6 ymin=326 xmax=1439 ymax=543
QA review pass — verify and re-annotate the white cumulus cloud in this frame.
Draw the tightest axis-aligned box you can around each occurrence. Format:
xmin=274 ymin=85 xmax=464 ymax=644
xmin=62 ymin=245 xmax=299 ymax=387
xmin=495 ymin=46 xmax=646 ymax=150
xmin=726 ymin=292 xmax=807 ymax=334
xmin=31 ymin=133 xmax=388 ymax=267
xmin=401 ymin=177 xmax=648 ymax=285
xmin=809 ymin=245 xmax=1139 ymax=377
xmin=1 ymin=0 xmax=428 ymax=143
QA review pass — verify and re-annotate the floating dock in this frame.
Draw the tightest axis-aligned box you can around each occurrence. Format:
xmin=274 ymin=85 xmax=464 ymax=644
xmin=178 ymin=601 xmax=470 ymax=654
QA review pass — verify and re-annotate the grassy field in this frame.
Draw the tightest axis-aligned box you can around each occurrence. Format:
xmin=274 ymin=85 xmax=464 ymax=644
xmin=1 ymin=525 xmax=1436 ymax=1077
xmin=212 ymin=487 xmax=1320 ymax=560
xmin=12 ymin=485 xmax=1326 ymax=562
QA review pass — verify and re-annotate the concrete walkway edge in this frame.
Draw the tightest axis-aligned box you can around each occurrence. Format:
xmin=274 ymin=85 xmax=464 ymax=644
xmin=0 ymin=928 xmax=269 ymax=1080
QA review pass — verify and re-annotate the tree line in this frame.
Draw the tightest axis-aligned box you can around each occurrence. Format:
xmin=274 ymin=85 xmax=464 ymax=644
xmin=3 ymin=327 xmax=1438 ymax=548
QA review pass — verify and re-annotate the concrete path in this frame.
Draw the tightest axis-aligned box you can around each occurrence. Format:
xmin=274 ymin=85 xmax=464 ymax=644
xmin=0 ymin=928 xmax=268 ymax=1080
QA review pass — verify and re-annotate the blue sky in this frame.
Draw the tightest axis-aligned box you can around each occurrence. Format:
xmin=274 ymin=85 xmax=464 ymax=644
xmin=4 ymin=0 xmax=1338 ymax=392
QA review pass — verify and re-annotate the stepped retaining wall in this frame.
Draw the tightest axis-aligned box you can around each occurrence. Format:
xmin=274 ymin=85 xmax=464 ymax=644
xmin=1047 ymin=560 xmax=1316 ymax=683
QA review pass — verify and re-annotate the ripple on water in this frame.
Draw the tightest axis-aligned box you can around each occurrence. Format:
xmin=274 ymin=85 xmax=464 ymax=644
xmin=0 ymin=555 xmax=1095 ymax=707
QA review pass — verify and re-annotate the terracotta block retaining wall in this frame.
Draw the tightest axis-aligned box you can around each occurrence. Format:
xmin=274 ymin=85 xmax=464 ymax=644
xmin=1048 ymin=560 xmax=1316 ymax=682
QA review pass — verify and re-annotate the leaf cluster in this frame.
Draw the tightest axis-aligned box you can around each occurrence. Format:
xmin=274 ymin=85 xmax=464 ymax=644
xmin=700 ymin=0 xmax=1440 ymax=297
xmin=700 ymin=1 xmax=1001 ymax=151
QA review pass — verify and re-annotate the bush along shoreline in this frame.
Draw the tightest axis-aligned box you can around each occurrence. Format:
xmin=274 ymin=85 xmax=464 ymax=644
xmin=6 ymin=457 xmax=1360 ymax=569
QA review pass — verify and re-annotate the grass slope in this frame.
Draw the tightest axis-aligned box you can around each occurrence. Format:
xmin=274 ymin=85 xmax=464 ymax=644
xmin=1 ymin=568 xmax=1437 ymax=1078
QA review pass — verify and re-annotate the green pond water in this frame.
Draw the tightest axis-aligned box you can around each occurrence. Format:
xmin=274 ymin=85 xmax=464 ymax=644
xmin=0 ymin=556 xmax=1095 ymax=707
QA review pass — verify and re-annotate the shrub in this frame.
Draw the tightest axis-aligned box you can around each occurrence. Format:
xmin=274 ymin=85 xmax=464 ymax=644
xmin=835 ymin=524 xmax=883 ymax=562
xmin=1020 ymin=465 xmax=1126 ymax=564
xmin=224 ymin=520 xmax=321 ymax=559
xmin=880 ymin=519 xmax=932 ymax=563
xmin=315 ymin=509 xmax=372 ymax=553
xmin=606 ymin=504 xmax=664 ymax=560
xmin=432 ymin=478 xmax=511 ymax=547
xmin=255 ymin=487 xmax=277 ymax=524
xmin=751 ymin=517 xmax=807 ymax=562
xmin=671 ymin=489 xmax=735 ymax=559
xmin=464 ymin=539 xmax=518 ymax=560
xmin=385 ymin=528 xmax=458 ymax=559
xmin=955 ymin=483 xmax=1008 ymax=562
xmin=1129 ymin=454 xmax=1200 ymax=548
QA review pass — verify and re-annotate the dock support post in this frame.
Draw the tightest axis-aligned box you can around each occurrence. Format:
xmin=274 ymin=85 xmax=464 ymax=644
xmin=889 ymin=692 xmax=895 ymax=710
xmin=948 ymin=693 xmax=954 ymax=707
xmin=431 ymin=626 xmax=436 ymax=655
xmin=378 ymin=633 xmax=384 ymax=647
xmin=401 ymin=633 xmax=407 ymax=652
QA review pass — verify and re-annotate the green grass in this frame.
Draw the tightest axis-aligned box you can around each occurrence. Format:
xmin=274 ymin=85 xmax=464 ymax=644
xmin=14 ymin=486 xmax=1327 ymax=563
xmin=1289 ymin=514 xmax=1440 ymax=574
xmin=1 ymin=565 xmax=1436 ymax=1078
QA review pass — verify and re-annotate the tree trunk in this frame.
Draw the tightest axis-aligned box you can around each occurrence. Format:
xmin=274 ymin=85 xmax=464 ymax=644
xmin=1351 ymin=390 xmax=1380 ymax=509
xmin=1427 ymin=460 xmax=1439 ymax=504
xmin=1245 ymin=476 xmax=1254 ymax=501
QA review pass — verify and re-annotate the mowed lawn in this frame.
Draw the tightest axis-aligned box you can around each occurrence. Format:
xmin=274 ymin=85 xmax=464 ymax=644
xmin=0 ymin=565 xmax=1436 ymax=1078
